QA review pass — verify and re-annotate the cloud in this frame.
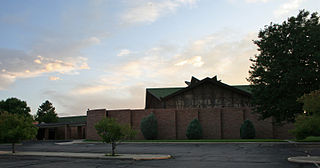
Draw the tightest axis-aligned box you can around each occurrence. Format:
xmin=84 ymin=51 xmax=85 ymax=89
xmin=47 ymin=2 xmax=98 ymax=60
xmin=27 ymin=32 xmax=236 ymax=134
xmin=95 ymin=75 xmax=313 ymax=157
xmin=49 ymin=76 xmax=61 ymax=81
xmin=117 ymin=49 xmax=131 ymax=57
xmin=0 ymin=34 xmax=102 ymax=90
xmin=226 ymin=0 xmax=270 ymax=3
xmin=71 ymin=85 xmax=112 ymax=95
xmin=175 ymin=56 xmax=204 ymax=67
xmin=274 ymin=0 xmax=305 ymax=17
xmin=122 ymin=0 xmax=197 ymax=24
xmin=0 ymin=48 xmax=90 ymax=90
xmin=113 ymin=30 xmax=258 ymax=85
xmin=44 ymin=30 xmax=258 ymax=115
xmin=85 ymin=36 xmax=101 ymax=45
xmin=43 ymin=85 xmax=145 ymax=116
xmin=245 ymin=0 xmax=269 ymax=3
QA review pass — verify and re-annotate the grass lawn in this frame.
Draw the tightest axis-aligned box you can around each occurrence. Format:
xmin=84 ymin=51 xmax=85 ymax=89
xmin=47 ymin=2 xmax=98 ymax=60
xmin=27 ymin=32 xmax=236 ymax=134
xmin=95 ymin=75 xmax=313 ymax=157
xmin=294 ymin=136 xmax=320 ymax=142
xmin=85 ymin=139 xmax=286 ymax=143
xmin=124 ymin=139 xmax=286 ymax=142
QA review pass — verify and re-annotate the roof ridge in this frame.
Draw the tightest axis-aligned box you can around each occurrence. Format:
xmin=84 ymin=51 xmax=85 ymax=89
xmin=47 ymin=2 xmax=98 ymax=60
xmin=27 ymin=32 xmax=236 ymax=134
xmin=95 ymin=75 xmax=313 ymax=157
xmin=147 ymin=87 xmax=185 ymax=89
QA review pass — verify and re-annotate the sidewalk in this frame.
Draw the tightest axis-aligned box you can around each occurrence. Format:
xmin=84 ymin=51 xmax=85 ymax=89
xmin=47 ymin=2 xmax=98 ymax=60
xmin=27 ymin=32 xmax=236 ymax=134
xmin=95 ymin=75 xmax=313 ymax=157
xmin=61 ymin=139 xmax=320 ymax=145
xmin=288 ymin=156 xmax=320 ymax=164
xmin=0 ymin=151 xmax=172 ymax=161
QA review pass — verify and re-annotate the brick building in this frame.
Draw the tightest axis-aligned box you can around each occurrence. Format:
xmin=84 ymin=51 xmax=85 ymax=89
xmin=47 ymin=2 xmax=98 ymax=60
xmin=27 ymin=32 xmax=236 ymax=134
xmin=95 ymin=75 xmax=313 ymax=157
xmin=86 ymin=76 xmax=294 ymax=140
xmin=39 ymin=76 xmax=294 ymax=140
xmin=36 ymin=116 xmax=86 ymax=140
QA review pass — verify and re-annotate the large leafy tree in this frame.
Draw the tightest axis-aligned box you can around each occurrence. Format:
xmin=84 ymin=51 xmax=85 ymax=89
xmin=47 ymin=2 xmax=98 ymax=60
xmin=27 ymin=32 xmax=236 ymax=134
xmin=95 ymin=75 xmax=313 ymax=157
xmin=248 ymin=10 xmax=320 ymax=123
xmin=0 ymin=97 xmax=31 ymax=117
xmin=0 ymin=112 xmax=38 ymax=153
xmin=35 ymin=100 xmax=58 ymax=123
xmin=95 ymin=117 xmax=136 ymax=156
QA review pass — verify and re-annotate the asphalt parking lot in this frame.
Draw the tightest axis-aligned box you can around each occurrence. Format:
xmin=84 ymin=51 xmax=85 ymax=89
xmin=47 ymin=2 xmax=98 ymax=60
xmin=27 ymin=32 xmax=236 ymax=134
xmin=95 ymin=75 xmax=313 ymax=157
xmin=0 ymin=141 xmax=319 ymax=168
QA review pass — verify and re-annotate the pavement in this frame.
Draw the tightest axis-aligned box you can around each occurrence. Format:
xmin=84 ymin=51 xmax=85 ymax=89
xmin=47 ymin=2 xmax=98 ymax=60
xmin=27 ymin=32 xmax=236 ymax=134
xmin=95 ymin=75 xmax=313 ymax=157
xmin=0 ymin=151 xmax=171 ymax=160
xmin=1 ymin=141 xmax=320 ymax=168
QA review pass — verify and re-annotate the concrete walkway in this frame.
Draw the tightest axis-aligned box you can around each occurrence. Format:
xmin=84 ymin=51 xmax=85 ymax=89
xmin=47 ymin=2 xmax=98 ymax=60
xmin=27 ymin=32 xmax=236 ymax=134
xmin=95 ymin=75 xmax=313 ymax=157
xmin=55 ymin=140 xmax=84 ymax=145
xmin=288 ymin=156 xmax=320 ymax=164
xmin=0 ymin=151 xmax=172 ymax=161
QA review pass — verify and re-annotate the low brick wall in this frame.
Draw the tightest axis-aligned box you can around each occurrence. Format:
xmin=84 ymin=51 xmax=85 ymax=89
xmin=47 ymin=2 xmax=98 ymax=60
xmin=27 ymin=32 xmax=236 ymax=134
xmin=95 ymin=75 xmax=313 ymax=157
xmin=86 ymin=108 xmax=294 ymax=140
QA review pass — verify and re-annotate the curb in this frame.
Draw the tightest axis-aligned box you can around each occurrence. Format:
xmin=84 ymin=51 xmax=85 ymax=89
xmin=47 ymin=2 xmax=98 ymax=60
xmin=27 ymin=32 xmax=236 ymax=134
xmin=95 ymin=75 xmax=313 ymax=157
xmin=288 ymin=156 xmax=320 ymax=164
xmin=134 ymin=155 xmax=172 ymax=161
xmin=0 ymin=151 xmax=172 ymax=161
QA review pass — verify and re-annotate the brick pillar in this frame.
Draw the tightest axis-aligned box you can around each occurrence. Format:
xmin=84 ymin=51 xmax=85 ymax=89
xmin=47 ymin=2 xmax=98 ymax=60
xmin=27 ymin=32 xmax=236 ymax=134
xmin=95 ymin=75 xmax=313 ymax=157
xmin=86 ymin=109 xmax=107 ymax=140
xmin=220 ymin=108 xmax=224 ymax=139
xmin=64 ymin=125 xmax=69 ymax=140
xmin=44 ymin=128 xmax=49 ymax=140
xmin=130 ymin=110 xmax=133 ymax=128
xmin=175 ymin=110 xmax=178 ymax=139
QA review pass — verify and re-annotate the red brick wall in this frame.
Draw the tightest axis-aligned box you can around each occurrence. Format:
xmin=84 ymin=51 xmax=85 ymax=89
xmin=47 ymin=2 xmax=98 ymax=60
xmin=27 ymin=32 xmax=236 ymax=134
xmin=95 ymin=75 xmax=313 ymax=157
xmin=86 ymin=107 xmax=294 ymax=140
xmin=274 ymin=122 xmax=295 ymax=139
xmin=176 ymin=109 xmax=198 ymax=139
xmin=131 ymin=110 xmax=149 ymax=140
xmin=56 ymin=126 xmax=65 ymax=139
xmin=222 ymin=108 xmax=243 ymax=139
xmin=108 ymin=109 xmax=131 ymax=125
xmin=69 ymin=127 xmax=78 ymax=139
xmin=86 ymin=109 xmax=106 ymax=140
xmin=149 ymin=109 xmax=177 ymax=140
xmin=199 ymin=108 xmax=221 ymax=139
xmin=245 ymin=109 xmax=273 ymax=139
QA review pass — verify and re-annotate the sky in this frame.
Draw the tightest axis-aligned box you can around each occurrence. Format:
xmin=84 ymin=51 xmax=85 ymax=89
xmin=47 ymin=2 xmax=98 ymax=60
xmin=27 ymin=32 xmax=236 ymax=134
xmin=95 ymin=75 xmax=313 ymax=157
xmin=0 ymin=0 xmax=319 ymax=117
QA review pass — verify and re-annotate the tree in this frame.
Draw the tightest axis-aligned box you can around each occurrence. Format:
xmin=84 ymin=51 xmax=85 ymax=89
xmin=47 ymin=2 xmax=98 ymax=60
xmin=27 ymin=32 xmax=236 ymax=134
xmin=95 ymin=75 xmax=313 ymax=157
xmin=186 ymin=119 xmax=203 ymax=139
xmin=0 ymin=112 xmax=38 ymax=153
xmin=35 ymin=100 xmax=58 ymax=123
xmin=290 ymin=115 xmax=320 ymax=140
xmin=240 ymin=120 xmax=256 ymax=139
xmin=95 ymin=117 xmax=136 ymax=156
xmin=248 ymin=10 xmax=320 ymax=123
xmin=291 ymin=90 xmax=320 ymax=140
xmin=0 ymin=97 xmax=31 ymax=117
xmin=140 ymin=113 xmax=158 ymax=140
xmin=297 ymin=90 xmax=320 ymax=115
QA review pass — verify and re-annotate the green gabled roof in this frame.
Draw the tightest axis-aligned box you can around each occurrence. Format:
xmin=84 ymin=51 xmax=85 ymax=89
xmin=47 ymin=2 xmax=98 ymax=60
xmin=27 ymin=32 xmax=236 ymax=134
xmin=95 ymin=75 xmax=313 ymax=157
xmin=147 ymin=85 xmax=251 ymax=100
xmin=58 ymin=116 xmax=87 ymax=124
xmin=147 ymin=87 xmax=184 ymax=100
xmin=232 ymin=85 xmax=251 ymax=94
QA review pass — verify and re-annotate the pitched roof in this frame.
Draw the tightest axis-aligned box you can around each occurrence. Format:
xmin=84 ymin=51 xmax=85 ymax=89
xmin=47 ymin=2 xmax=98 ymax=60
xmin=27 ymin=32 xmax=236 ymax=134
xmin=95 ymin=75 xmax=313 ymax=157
xmin=57 ymin=116 xmax=87 ymax=124
xmin=36 ymin=116 xmax=87 ymax=128
xmin=233 ymin=85 xmax=252 ymax=94
xmin=146 ymin=87 xmax=184 ymax=100
xmin=146 ymin=77 xmax=251 ymax=100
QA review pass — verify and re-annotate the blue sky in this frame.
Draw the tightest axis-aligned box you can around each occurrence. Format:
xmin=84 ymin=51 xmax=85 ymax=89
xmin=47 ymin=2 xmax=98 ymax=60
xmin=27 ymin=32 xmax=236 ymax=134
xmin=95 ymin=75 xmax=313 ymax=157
xmin=0 ymin=0 xmax=319 ymax=116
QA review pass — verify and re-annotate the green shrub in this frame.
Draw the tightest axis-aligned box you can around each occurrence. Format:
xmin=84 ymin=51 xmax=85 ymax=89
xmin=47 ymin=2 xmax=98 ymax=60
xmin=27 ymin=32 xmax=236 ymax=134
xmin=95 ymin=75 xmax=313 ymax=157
xmin=140 ymin=113 xmax=158 ymax=140
xmin=290 ymin=115 xmax=320 ymax=140
xmin=186 ymin=118 xmax=203 ymax=139
xmin=240 ymin=120 xmax=256 ymax=139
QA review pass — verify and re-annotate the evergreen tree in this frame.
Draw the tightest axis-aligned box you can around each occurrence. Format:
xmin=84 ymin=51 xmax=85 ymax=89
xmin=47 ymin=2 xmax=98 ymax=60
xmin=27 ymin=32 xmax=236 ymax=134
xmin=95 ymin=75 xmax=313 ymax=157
xmin=240 ymin=120 xmax=256 ymax=139
xmin=140 ymin=113 xmax=158 ymax=140
xmin=186 ymin=119 xmax=203 ymax=139
xmin=35 ymin=100 xmax=58 ymax=123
